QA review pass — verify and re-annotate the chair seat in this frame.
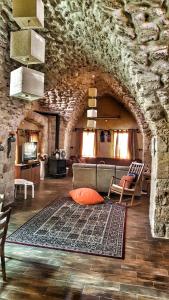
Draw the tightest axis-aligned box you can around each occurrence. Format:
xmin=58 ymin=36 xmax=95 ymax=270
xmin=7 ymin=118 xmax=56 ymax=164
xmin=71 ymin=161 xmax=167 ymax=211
xmin=110 ymin=184 xmax=135 ymax=194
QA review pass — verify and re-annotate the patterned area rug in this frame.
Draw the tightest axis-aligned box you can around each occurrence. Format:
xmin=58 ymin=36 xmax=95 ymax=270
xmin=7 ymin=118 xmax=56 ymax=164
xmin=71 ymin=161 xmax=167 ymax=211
xmin=7 ymin=197 xmax=126 ymax=258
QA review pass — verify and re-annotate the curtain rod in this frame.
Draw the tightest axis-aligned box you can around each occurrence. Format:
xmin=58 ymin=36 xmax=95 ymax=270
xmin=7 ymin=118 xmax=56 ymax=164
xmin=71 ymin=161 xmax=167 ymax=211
xmin=17 ymin=129 xmax=41 ymax=132
xmin=74 ymin=128 xmax=140 ymax=132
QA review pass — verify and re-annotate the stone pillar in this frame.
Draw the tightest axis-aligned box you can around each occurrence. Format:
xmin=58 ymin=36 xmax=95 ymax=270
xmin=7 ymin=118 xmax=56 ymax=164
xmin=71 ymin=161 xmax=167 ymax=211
xmin=150 ymin=130 xmax=169 ymax=238
xmin=64 ymin=127 xmax=73 ymax=159
xmin=0 ymin=133 xmax=16 ymax=207
xmin=59 ymin=117 xmax=66 ymax=149
xmin=142 ymin=132 xmax=152 ymax=172
xmin=48 ymin=116 xmax=56 ymax=155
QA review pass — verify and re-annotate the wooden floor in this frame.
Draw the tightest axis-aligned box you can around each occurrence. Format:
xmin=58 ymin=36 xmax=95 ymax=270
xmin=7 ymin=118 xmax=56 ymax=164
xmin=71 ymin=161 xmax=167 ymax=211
xmin=1 ymin=177 xmax=169 ymax=300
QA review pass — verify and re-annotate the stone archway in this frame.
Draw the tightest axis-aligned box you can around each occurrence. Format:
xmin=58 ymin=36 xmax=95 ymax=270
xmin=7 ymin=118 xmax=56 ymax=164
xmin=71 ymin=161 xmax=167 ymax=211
xmin=61 ymin=71 xmax=151 ymax=171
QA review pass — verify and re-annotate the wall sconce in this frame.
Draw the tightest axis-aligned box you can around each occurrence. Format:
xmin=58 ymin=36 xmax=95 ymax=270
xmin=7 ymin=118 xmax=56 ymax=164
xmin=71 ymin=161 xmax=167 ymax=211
xmin=7 ymin=133 xmax=16 ymax=158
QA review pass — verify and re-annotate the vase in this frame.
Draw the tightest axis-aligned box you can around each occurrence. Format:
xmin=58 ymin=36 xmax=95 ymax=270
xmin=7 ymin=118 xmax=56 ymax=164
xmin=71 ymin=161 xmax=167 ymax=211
xmin=40 ymin=160 xmax=45 ymax=180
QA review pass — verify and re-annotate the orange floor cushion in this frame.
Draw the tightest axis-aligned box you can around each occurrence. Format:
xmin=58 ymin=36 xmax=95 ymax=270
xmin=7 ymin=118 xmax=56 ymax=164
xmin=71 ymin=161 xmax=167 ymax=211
xmin=69 ymin=188 xmax=104 ymax=205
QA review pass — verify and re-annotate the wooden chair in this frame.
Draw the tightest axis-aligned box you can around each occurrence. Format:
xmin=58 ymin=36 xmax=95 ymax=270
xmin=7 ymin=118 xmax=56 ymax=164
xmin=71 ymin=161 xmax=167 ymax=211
xmin=0 ymin=208 xmax=11 ymax=281
xmin=108 ymin=162 xmax=144 ymax=206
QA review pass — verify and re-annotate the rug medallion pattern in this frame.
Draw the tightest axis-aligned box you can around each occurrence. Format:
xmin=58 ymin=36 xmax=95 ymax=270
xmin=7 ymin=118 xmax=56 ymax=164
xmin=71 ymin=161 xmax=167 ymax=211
xmin=7 ymin=197 xmax=126 ymax=258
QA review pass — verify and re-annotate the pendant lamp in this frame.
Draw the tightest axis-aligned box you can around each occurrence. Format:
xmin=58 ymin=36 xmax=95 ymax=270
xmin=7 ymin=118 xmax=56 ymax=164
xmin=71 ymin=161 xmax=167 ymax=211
xmin=88 ymin=98 xmax=97 ymax=108
xmin=10 ymin=29 xmax=45 ymax=65
xmin=12 ymin=0 xmax=44 ymax=29
xmin=87 ymin=120 xmax=96 ymax=129
xmin=10 ymin=66 xmax=44 ymax=101
xmin=88 ymin=88 xmax=97 ymax=98
xmin=87 ymin=109 xmax=97 ymax=118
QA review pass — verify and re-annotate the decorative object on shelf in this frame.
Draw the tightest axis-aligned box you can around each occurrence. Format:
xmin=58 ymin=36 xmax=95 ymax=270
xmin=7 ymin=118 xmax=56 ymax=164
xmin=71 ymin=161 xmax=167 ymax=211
xmin=10 ymin=29 xmax=45 ymax=65
xmin=7 ymin=132 xmax=16 ymax=158
xmin=55 ymin=149 xmax=60 ymax=159
xmin=10 ymin=67 xmax=44 ymax=101
xmin=38 ymin=153 xmax=47 ymax=161
xmin=87 ymin=120 xmax=96 ymax=129
xmin=87 ymin=109 xmax=97 ymax=118
xmin=12 ymin=0 xmax=44 ymax=29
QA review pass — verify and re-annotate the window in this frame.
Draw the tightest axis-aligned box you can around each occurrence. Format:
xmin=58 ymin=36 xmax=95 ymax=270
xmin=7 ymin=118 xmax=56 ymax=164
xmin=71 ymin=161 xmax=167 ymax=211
xmin=82 ymin=131 xmax=95 ymax=157
xmin=113 ymin=131 xmax=129 ymax=159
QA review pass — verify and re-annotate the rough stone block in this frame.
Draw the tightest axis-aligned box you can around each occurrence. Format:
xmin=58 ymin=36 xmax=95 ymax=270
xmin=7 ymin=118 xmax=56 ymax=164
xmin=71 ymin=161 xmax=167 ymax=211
xmin=137 ymin=23 xmax=159 ymax=43
xmin=149 ymin=46 xmax=168 ymax=62
xmin=156 ymin=89 xmax=169 ymax=106
xmin=154 ymin=221 xmax=165 ymax=237
xmin=151 ymin=60 xmax=169 ymax=74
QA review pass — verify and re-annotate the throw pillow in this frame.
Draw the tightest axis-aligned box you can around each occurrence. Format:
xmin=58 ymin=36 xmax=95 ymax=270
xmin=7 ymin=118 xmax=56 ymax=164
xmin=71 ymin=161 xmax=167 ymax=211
xmin=128 ymin=172 xmax=138 ymax=182
xmin=69 ymin=188 xmax=104 ymax=205
xmin=119 ymin=175 xmax=135 ymax=188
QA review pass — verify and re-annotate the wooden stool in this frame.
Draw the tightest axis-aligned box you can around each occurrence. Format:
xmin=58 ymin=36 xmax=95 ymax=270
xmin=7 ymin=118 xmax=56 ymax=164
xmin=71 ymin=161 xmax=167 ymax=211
xmin=14 ymin=179 xmax=34 ymax=200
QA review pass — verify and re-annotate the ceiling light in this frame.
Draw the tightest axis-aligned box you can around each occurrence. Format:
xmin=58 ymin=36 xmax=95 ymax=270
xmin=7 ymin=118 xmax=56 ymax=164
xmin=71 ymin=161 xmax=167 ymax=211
xmin=12 ymin=0 xmax=44 ymax=29
xmin=10 ymin=66 xmax=44 ymax=101
xmin=88 ymin=88 xmax=97 ymax=98
xmin=87 ymin=109 xmax=97 ymax=118
xmin=88 ymin=98 xmax=97 ymax=108
xmin=10 ymin=29 xmax=45 ymax=65
xmin=87 ymin=120 xmax=96 ymax=129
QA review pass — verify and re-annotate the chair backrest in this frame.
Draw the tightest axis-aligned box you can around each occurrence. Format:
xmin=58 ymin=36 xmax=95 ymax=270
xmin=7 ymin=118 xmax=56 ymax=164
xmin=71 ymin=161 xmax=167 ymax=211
xmin=128 ymin=162 xmax=144 ymax=184
xmin=0 ymin=194 xmax=4 ymax=212
xmin=0 ymin=208 xmax=11 ymax=249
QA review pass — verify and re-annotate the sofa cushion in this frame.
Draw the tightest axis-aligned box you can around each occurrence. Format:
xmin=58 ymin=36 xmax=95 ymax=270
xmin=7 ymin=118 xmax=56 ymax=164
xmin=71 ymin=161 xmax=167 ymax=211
xmin=72 ymin=163 xmax=97 ymax=189
xmin=119 ymin=175 xmax=135 ymax=188
xmin=69 ymin=188 xmax=104 ymax=205
xmin=97 ymin=164 xmax=115 ymax=193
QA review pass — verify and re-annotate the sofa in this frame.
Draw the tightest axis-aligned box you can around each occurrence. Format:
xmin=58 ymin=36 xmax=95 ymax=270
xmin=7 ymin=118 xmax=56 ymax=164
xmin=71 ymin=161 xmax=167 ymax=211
xmin=72 ymin=163 xmax=129 ymax=193
xmin=67 ymin=156 xmax=132 ymax=176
